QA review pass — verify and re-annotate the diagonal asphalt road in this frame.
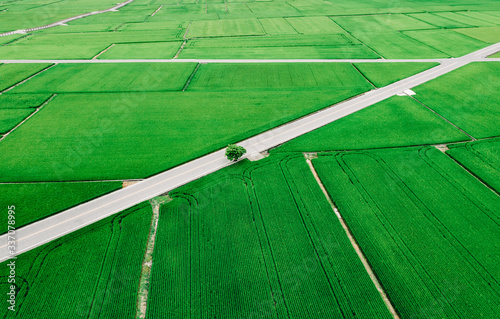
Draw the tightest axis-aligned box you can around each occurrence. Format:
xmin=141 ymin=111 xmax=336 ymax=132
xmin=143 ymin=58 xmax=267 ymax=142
xmin=0 ymin=42 xmax=499 ymax=262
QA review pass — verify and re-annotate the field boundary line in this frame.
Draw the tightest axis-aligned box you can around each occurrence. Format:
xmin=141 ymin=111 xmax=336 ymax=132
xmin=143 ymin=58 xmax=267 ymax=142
xmin=0 ymin=58 xmax=450 ymax=63
xmin=437 ymin=147 xmax=500 ymax=196
xmin=351 ymin=62 xmax=377 ymax=88
xmin=0 ymin=94 xmax=56 ymax=143
xmin=1 ymin=42 xmax=499 ymax=262
xmin=92 ymin=44 xmax=115 ymax=60
xmin=182 ymin=63 xmax=201 ymax=91
xmin=135 ymin=199 xmax=162 ymax=319
xmin=410 ymin=96 xmax=476 ymax=141
xmin=0 ymin=0 xmax=137 ymax=37
xmin=1 ymin=63 xmax=56 ymax=94
xmin=304 ymin=155 xmax=400 ymax=319
xmin=173 ymin=40 xmax=187 ymax=59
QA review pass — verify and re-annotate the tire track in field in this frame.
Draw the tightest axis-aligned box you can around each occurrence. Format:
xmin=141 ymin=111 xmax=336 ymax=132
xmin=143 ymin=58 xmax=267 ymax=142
xmin=0 ymin=94 xmax=57 ymax=143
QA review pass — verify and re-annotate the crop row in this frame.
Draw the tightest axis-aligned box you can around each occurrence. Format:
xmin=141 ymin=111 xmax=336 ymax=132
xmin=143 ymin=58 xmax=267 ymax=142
xmin=0 ymin=202 xmax=151 ymax=319
xmin=312 ymin=146 xmax=500 ymax=318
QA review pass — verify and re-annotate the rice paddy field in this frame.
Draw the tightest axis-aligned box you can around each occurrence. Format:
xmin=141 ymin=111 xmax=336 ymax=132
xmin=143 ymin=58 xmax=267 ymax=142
xmin=412 ymin=62 xmax=500 ymax=139
xmin=0 ymin=62 xmax=387 ymax=182
xmin=147 ymin=154 xmax=392 ymax=318
xmin=274 ymin=96 xmax=470 ymax=152
xmin=0 ymin=181 xmax=122 ymax=234
xmin=1 ymin=0 xmax=499 ymax=318
xmin=0 ymin=0 xmax=499 ymax=59
xmin=447 ymin=137 xmax=500 ymax=192
xmin=0 ymin=203 xmax=151 ymax=319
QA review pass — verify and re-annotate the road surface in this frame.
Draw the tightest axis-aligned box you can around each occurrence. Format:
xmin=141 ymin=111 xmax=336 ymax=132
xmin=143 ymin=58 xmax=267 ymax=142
xmin=0 ymin=42 xmax=499 ymax=262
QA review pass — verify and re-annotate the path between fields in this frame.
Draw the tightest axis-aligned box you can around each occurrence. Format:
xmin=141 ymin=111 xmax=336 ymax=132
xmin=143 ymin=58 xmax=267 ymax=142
xmin=0 ymin=42 xmax=499 ymax=262
xmin=0 ymin=0 xmax=136 ymax=37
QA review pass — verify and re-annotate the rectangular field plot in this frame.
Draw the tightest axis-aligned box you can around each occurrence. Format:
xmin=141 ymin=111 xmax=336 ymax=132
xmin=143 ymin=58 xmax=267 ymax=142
xmin=245 ymin=2 xmax=301 ymax=18
xmin=187 ymin=19 xmax=265 ymax=38
xmin=0 ymin=181 xmax=121 ymax=234
xmin=433 ymin=11 xmax=495 ymax=27
xmin=406 ymin=12 xmax=471 ymax=28
xmin=97 ymin=41 xmax=183 ymax=59
xmin=312 ymin=147 xmax=500 ymax=318
xmin=146 ymin=154 xmax=392 ymax=319
xmin=187 ymin=63 xmax=373 ymax=91
xmin=0 ymin=89 xmax=369 ymax=182
xmin=413 ymin=62 xmax=500 ymax=138
xmin=275 ymin=96 xmax=468 ymax=153
xmin=0 ymin=203 xmax=150 ymax=319
xmin=0 ymin=63 xmax=51 ymax=91
xmin=457 ymin=11 xmax=500 ymax=24
xmin=352 ymin=32 xmax=447 ymax=59
xmin=403 ymin=29 xmax=489 ymax=57
xmin=258 ymin=18 xmax=298 ymax=35
xmin=332 ymin=14 xmax=435 ymax=34
xmin=0 ymin=42 xmax=109 ymax=60
xmin=353 ymin=62 xmax=439 ymax=88
xmin=285 ymin=16 xmax=346 ymax=34
xmin=0 ymin=94 xmax=51 ymax=109
xmin=12 ymin=63 xmax=197 ymax=93
xmin=454 ymin=26 xmax=500 ymax=43
xmin=179 ymin=34 xmax=379 ymax=59
xmin=0 ymin=109 xmax=33 ymax=134
xmin=447 ymin=138 xmax=500 ymax=192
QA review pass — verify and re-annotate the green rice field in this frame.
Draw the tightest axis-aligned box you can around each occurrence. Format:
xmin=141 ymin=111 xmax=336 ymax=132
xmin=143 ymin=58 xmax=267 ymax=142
xmin=0 ymin=94 xmax=51 ymax=109
xmin=447 ymin=137 xmax=500 ymax=192
xmin=352 ymin=62 xmax=439 ymax=88
xmin=0 ymin=109 xmax=33 ymax=134
xmin=0 ymin=202 xmax=150 ymax=319
xmin=275 ymin=96 xmax=469 ymax=152
xmin=0 ymin=63 xmax=52 ymax=91
xmin=312 ymin=146 xmax=500 ymax=318
xmin=413 ymin=62 xmax=500 ymax=139
xmin=0 ymin=0 xmax=499 ymax=317
xmin=147 ymin=154 xmax=392 ymax=318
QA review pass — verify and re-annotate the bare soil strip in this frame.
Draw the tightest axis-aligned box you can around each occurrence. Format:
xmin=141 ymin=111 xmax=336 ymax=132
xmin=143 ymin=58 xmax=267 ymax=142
xmin=304 ymin=154 xmax=401 ymax=319
xmin=135 ymin=197 xmax=165 ymax=319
